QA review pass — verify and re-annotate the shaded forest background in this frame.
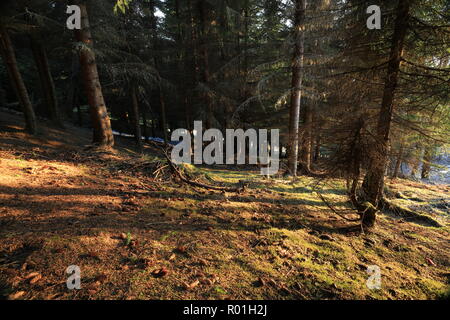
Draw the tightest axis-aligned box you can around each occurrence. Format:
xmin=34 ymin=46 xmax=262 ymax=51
xmin=0 ymin=0 xmax=449 ymax=226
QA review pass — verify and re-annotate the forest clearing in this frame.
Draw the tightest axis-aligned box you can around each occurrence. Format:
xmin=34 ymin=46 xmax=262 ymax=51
xmin=0 ymin=0 xmax=449 ymax=304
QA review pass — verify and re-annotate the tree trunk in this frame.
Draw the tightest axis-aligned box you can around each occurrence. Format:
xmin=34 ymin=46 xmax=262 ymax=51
xmin=74 ymin=0 xmax=114 ymax=147
xmin=362 ymin=0 xmax=410 ymax=227
xmin=421 ymin=146 xmax=432 ymax=179
xmin=313 ymin=134 xmax=321 ymax=163
xmin=199 ymin=0 xmax=214 ymax=129
xmin=392 ymin=143 xmax=404 ymax=178
xmin=65 ymin=53 xmax=80 ymax=120
xmin=30 ymin=35 xmax=63 ymax=127
xmin=287 ymin=0 xmax=306 ymax=176
xmin=76 ymin=104 xmax=82 ymax=127
xmin=0 ymin=23 xmax=37 ymax=134
xmin=300 ymin=104 xmax=312 ymax=173
xmin=149 ymin=0 xmax=168 ymax=143
xmin=142 ymin=107 xmax=148 ymax=142
xmin=130 ymin=85 xmax=143 ymax=152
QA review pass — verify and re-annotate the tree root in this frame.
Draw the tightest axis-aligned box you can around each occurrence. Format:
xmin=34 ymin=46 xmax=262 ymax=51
xmin=380 ymin=198 xmax=443 ymax=228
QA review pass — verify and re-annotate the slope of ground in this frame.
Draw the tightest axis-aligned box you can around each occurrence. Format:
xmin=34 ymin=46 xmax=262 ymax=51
xmin=0 ymin=111 xmax=449 ymax=300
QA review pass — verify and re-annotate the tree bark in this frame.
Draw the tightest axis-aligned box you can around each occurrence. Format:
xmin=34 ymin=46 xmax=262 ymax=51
xmin=392 ymin=143 xmax=404 ymax=178
xmin=287 ymin=0 xmax=306 ymax=176
xmin=130 ymin=85 xmax=143 ymax=152
xmin=421 ymin=146 xmax=432 ymax=179
xmin=198 ymin=0 xmax=214 ymax=129
xmin=142 ymin=107 xmax=148 ymax=142
xmin=30 ymin=35 xmax=63 ymax=127
xmin=0 ymin=22 xmax=37 ymax=134
xmin=74 ymin=0 xmax=114 ymax=147
xmin=65 ymin=53 xmax=80 ymax=120
xmin=149 ymin=0 xmax=168 ymax=143
xmin=300 ymin=104 xmax=312 ymax=173
xmin=362 ymin=0 xmax=410 ymax=227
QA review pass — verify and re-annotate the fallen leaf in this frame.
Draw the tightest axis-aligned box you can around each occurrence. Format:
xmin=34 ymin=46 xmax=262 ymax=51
xmin=25 ymin=272 xmax=40 ymax=280
xmin=258 ymin=277 xmax=265 ymax=287
xmin=426 ymin=258 xmax=436 ymax=266
xmin=8 ymin=291 xmax=25 ymax=300
xmin=184 ymin=280 xmax=200 ymax=290
xmin=152 ymin=267 xmax=169 ymax=278
xmin=86 ymin=281 xmax=101 ymax=290
xmin=267 ymin=278 xmax=277 ymax=287
xmin=198 ymin=259 xmax=208 ymax=266
xmin=29 ymin=274 xmax=42 ymax=284
xmin=200 ymin=279 xmax=213 ymax=285
xmin=95 ymin=274 xmax=107 ymax=283
xmin=175 ymin=246 xmax=187 ymax=254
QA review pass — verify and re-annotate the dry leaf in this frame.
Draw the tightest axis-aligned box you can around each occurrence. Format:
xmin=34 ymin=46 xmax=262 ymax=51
xmin=426 ymin=258 xmax=436 ymax=266
xmin=152 ymin=267 xmax=169 ymax=278
xmin=198 ymin=259 xmax=208 ymax=266
xmin=175 ymin=246 xmax=187 ymax=254
xmin=258 ymin=277 xmax=266 ymax=287
xmin=95 ymin=274 xmax=107 ymax=283
xmin=200 ymin=278 xmax=213 ymax=286
xmin=29 ymin=274 xmax=42 ymax=284
xmin=267 ymin=278 xmax=277 ymax=287
xmin=25 ymin=272 xmax=40 ymax=280
xmin=184 ymin=280 xmax=200 ymax=290
xmin=9 ymin=291 xmax=25 ymax=300
xmin=86 ymin=281 xmax=101 ymax=290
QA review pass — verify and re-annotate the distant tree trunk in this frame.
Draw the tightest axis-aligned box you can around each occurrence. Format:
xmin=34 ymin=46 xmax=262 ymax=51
xmin=313 ymin=133 xmax=321 ymax=163
xmin=199 ymin=0 xmax=214 ymax=129
xmin=0 ymin=23 xmax=37 ymax=134
xmin=410 ymin=157 xmax=419 ymax=178
xmin=421 ymin=146 xmax=433 ymax=179
xmin=76 ymin=104 xmax=82 ymax=127
xmin=151 ymin=118 xmax=156 ymax=138
xmin=300 ymin=104 xmax=312 ymax=173
xmin=158 ymin=83 xmax=168 ymax=143
xmin=142 ymin=108 xmax=148 ymax=142
xmin=74 ymin=0 xmax=114 ymax=147
xmin=30 ymin=35 xmax=63 ymax=127
xmin=130 ymin=85 xmax=143 ymax=152
xmin=287 ymin=0 xmax=306 ymax=176
xmin=362 ymin=0 xmax=410 ymax=227
xmin=66 ymin=53 xmax=80 ymax=120
xmin=184 ymin=96 xmax=192 ymax=131
xmin=243 ymin=0 xmax=250 ymax=96
xmin=149 ymin=0 xmax=168 ymax=143
xmin=392 ymin=143 xmax=404 ymax=178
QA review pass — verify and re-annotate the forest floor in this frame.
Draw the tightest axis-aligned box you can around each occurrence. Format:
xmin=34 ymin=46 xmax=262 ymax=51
xmin=0 ymin=110 xmax=449 ymax=300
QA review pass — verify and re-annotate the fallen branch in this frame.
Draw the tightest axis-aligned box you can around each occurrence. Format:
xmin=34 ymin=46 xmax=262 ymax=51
xmin=147 ymin=140 xmax=244 ymax=193
xmin=314 ymin=191 xmax=361 ymax=222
